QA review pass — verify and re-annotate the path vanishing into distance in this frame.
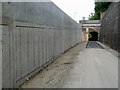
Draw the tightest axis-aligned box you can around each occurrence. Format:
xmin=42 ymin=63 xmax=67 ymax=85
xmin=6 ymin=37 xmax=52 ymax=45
xmin=21 ymin=41 xmax=118 ymax=88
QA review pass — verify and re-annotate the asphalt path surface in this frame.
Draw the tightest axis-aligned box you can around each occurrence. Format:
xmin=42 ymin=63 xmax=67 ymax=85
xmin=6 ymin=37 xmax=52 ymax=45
xmin=22 ymin=42 xmax=118 ymax=88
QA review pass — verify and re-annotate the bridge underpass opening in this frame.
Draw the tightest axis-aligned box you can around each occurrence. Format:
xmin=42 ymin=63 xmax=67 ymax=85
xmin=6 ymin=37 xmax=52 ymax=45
xmin=89 ymin=31 xmax=98 ymax=41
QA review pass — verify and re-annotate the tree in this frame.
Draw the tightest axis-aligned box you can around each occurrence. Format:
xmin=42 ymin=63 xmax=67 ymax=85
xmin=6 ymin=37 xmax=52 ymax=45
xmin=89 ymin=2 xmax=111 ymax=20
xmin=88 ymin=13 xmax=99 ymax=20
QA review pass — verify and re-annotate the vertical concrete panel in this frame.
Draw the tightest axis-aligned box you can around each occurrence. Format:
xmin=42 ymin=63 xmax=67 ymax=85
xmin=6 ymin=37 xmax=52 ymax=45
xmin=0 ymin=25 xmax=2 ymax=89
xmin=49 ymin=29 xmax=52 ymax=60
xmin=12 ymin=27 xmax=18 ymax=88
xmin=59 ymin=30 xmax=62 ymax=53
xmin=47 ymin=29 xmax=49 ymax=61
xmin=64 ymin=30 xmax=66 ymax=52
xmin=56 ymin=30 xmax=59 ymax=56
xmin=38 ymin=29 xmax=43 ymax=67
xmin=51 ymin=29 xmax=54 ymax=60
xmin=34 ymin=28 xmax=39 ymax=68
xmin=46 ymin=29 xmax=49 ymax=62
xmin=9 ymin=25 xmax=15 ymax=88
xmin=47 ymin=29 xmax=52 ymax=61
xmin=42 ymin=29 xmax=47 ymax=64
xmin=61 ymin=30 xmax=64 ymax=52
xmin=51 ymin=29 xmax=54 ymax=59
xmin=2 ymin=26 xmax=11 ymax=88
xmin=59 ymin=30 xmax=62 ymax=54
xmin=53 ymin=29 xmax=57 ymax=58
xmin=48 ymin=29 xmax=51 ymax=61
xmin=15 ymin=27 xmax=22 ymax=82
xmin=27 ymin=28 xmax=34 ymax=73
xmin=52 ymin=29 xmax=55 ymax=58
xmin=0 ymin=2 xmax=2 ymax=89
xmin=67 ymin=30 xmax=69 ymax=49
xmin=20 ymin=28 xmax=29 ymax=77
xmin=64 ymin=30 xmax=66 ymax=51
xmin=55 ymin=30 xmax=58 ymax=56
xmin=47 ymin=29 xmax=50 ymax=60
xmin=57 ymin=30 xmax=60 ymax=55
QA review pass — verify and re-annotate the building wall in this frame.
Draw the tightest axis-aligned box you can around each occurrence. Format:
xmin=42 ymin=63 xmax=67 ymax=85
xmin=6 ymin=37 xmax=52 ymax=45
xmin=82 ymin=31 xmax=87 ymax=42
xmin=2 ymin=2 xmax=82 ymax=88
xmin=99 ymin=2 xmax=119 ymax=51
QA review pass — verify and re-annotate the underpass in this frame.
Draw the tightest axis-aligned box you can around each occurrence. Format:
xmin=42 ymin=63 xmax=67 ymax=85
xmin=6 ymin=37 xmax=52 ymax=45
xmin=1 ymin=2 xmax=119 ymax=89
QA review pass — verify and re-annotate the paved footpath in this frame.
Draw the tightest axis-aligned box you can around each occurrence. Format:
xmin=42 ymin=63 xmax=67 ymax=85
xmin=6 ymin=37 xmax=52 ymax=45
xmin=21 ymin=41 xmax=118 ymax=88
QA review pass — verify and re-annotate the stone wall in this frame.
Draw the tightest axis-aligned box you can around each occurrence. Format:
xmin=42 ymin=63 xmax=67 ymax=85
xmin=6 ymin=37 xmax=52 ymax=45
xmin=99 ymin=2 xmax=119 ymax=51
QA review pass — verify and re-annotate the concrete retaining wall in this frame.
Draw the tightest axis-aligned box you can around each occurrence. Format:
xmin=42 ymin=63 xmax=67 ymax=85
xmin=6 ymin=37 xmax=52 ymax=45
xmin=0 ymin=25 xmax=2 ymax=89
xmin=0 ymin=2 xmax=2 ymax=89
xmin=99 ymin=2 xmax=119 ymax=51
xmin=1 ymin=2 xmax=82 ymax=88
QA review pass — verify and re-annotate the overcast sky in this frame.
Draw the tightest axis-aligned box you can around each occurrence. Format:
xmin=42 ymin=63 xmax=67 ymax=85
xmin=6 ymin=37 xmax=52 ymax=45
xmin=51 ymin=0 xmax=95 ymax=22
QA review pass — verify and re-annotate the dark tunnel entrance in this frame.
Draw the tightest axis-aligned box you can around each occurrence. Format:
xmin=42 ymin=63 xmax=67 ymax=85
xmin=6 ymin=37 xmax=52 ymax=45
xmin=89 ymin=32 xmax=98 ymax=41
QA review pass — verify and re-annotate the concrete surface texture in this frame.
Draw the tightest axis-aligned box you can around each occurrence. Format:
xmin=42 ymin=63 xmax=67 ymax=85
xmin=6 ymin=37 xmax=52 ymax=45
xmin=0 ymin=3 xmax=2 ymax=89
xmin=2 ymin=2 xmax=82 ymax=88
xmin=0 ymin=25 xmax=2 ymax=89
xmin=2 ymin=2 xmax=81 ymax=29
xmin=21 ymin=42 xmax=118 ymax=88
xmin=2 ymin=21 xmax=81 ymax=88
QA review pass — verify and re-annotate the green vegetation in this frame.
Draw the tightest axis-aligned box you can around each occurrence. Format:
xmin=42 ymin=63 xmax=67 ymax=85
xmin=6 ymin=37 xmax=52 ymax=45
xmin=89 ymin=2 xmax=111 ymax=20
xmin=89 ymin=33 xmax=92 ymax=39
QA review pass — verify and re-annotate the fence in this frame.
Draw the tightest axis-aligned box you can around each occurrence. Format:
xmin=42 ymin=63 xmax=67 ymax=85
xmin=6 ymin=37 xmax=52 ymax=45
xmin=99 ymin=2 xmax=120 ymax=52
xmin=1 ymin=2 xmax=82 ymax=88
